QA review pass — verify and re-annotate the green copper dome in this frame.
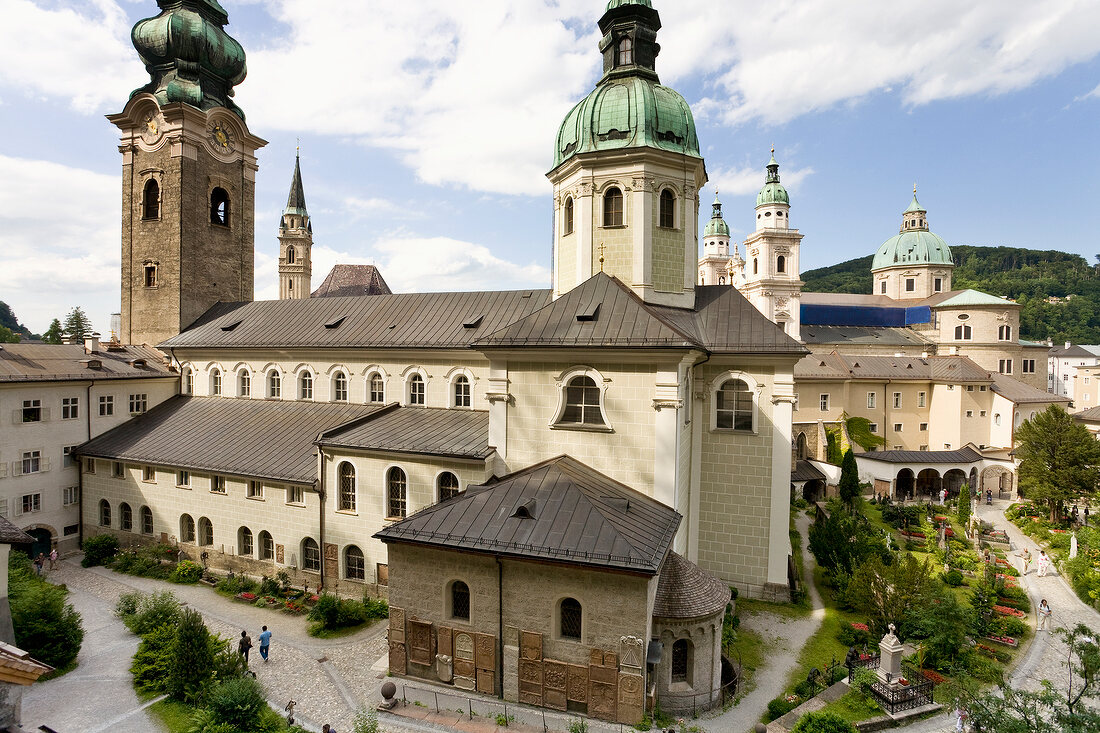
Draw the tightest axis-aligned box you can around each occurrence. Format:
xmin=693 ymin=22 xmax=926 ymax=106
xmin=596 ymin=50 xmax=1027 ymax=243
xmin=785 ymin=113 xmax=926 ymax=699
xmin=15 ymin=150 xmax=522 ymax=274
xmin=872 ymin=193 xmax=953 ymax=271
xmin=703 ymin=195 xmax=730 ymax=237
xmin=130 ymin=0 xmax=247 ymax=120
xmin=606 ymin=0 xmax=653 ymax=8
xmin=756 ymin=152 xmax=789 ymax=206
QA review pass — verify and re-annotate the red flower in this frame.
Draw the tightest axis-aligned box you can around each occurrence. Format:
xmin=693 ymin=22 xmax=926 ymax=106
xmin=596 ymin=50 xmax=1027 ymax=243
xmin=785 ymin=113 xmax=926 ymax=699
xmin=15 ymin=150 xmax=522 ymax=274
xmin=851 ymin=622 xmax=870 ymax=632
xmin=238 ymin=592 xmax=256 ymax=600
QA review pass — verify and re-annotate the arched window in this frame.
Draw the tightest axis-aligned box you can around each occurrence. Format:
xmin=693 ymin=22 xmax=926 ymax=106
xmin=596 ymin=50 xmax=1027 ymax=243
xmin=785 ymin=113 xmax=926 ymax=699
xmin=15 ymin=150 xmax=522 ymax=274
xmin=345 ymin=545 xmax=365 ymax=580
xmin=338 ymin=462 xmax=356 ymax=512
xmin=298 ymin=371 xmax=313 ymax=400
xmin=719 ymin=276 xmax=725 ymax=285
xmin=302 ymin=537 xmax=321 ymax=572
xmin=211 ymin=369 xmax=222 ymax=396
xmin=753 ymin=258 xmax=759 ymax=275
xmin=368 ymin=373 xmax=385 ymax=403
xmin=198 ymin=517 xmax=214 ymax=546
xmin=716 ymin=378 xmax=754 ymax=431
xmin=238 ymin=526 xmax=253 ymax=557
xmin=659 ymin=189 xmax=675 ymax=228
xmin=999 ymin=325 xmax=1013 ymax=341
xmin=258 ymin=530 xmax=274 ymax=561
xmin=387 ymin=467 xmax=407 ymax=519
xmin=603 ymin=188 xmax=623 ymax=227
xmin=797 ymin=432 xmax=808 ymax=460
xmin=560 ymin=597 xmax=582 ymax=640
xmin=238 ymin=370 xmax=251 ymax=397
xmin=99 ymin=500 xmax=111 ymax=527
xmin=618 ymin=37 xmax=633 ymax=65
xmin=333 ymin=371 xmax=348 ymax=402
xmin=438 ymin=472 xmax=461 ymax=502
xmin=286 ymin=246 xmax=295 ymax=264
xmin=561 ymin=375 xmax=604 ymax=425
xmin=954 ymin=324 xmax=972 ymax=340
xmin=776 ymin=255 xmax=786 ymax=273
xmin=210 ymin=187 xmax=230 ymax=226
xmin=563 ymin=197 xmax=574 ymax=235
xmin=180 ymin=514 xmax=195 ymax=543
xmin=408 ymin=373 xmax=425 ymax=406
xmin=671 ymin=639 xmax=692 ymax=684
xmin=183 ymin=367 xmax=193 ymax=394
xmin=454 ymin=375 xmax=471 ymax=407
xmin=142 ymin=179 xmax=160 ymax=220
xmin=120 ymin=502 xmax=133 ymax=531
xmin=268 ymin=370 xmax=281 ymax=398
xmin=451 ymin=580 xmax=471 ymax=620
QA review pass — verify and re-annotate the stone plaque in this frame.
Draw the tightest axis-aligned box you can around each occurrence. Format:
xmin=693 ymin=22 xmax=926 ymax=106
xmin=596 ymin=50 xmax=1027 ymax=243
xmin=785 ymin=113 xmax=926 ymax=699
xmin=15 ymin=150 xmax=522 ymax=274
xmin=567 ymin=664 xmax=588 ymax=703
xmin=275 ymin=544 xmax=284 ymax=564
xmin=455 ymin=659 xmax=476 ymax=678
xmin=455 ymin=632 xmax=474 ymax=660
xmin=474 ymin=632 xmax=495 ymax=671
xmin=389 ymin=607 xmax=406 ymax=644
xmin=476 ymin=668 xmax=494 ymax=695
xmin=589 ymin=663 xmax=617 ymax=685
xmin=603 ymin=651 xmax=618 ymax=668
xmin=323 ymin=542 xmax=338 ymax=578
xmin=617 ymin=673 xmax=644 ymax=724
xmin=519 ymin=659 xmax=543 ymax=686
xmin=590 ymin=649 xmax=604 ymax=666
xmin=454 ymin=673 xmax=476 ymax=691
xmin=388 ymin=640 xmax=406 ymax=675
xmin=589 ymin=679 xmax=617 ymax=721
xmin=544 ymin=660 xmax=567 ymax=691
xmin=519 ymin=685 xmax=542 ymax=706
xmin=619 ymin=636 xmax=643 ymax=672
xmin=437 ymin=626 xmax=453 ymax=658
xmin=408 ymin=620 xmax=433 ymax=666
xmin=544 ymin=689 xmax=567 ymax=711
xmin=520 ymin=631 xmax=542 ymax=661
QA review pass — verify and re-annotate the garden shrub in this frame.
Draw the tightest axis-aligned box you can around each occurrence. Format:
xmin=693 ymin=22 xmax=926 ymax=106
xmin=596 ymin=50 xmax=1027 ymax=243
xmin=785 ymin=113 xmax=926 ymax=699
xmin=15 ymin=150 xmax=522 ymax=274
xmin=993 ymin=616 xmax=1028 ymax=638
xmin=766 ymin=695 xmax=798 ymax=721
xmin=259 ymin=575 xmax=281 ymax=596
xmin=172 ymin=559 xmax=203 ymax=584
xmin=790 ymin=711 xmax=858 ymax=733
xmin=131 ymin=623 xmax=176 ymax=693
xmin=944 ymin=569 xmax=964 ymax=587
xmin=120 ymin=591 xmax=182 ymax=635
xmin=81 ymin=534 xmax=119 ymax=567
xmin=116 ymin=590 xmax=142 ymax=619
xmin=309 ymin=593 xmax=369 ymax=631
xmin=167 ymin=608 xmax=216 ymax=704
xmin=965 ymin=654 xmax=1003 ymax=683
xmin=216 ymin=574 xmax=259 ymax=596
xmin=10 ymin=575 xmax=84 ymax=669
xmin=363 ymin=596 xmax=389 ymax=619
xmin=205 ymin=675 xmax=267 ymax=729
xmin=836 ymin=622 xmax=871 ymax=648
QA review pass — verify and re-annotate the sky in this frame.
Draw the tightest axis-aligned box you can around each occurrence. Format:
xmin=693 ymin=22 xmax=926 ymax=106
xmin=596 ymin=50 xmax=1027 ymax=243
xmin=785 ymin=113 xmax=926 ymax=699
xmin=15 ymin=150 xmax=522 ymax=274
xmin=2 ymin=0 xmax=1100 ymax=336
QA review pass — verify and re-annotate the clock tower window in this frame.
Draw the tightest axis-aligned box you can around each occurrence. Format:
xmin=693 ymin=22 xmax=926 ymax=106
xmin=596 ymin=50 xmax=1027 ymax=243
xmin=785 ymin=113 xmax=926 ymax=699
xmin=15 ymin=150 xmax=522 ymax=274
xmin=210 ymin=187 xmax=231 ymax=227
xmin=142 ymin=179 xmax=160 ymax=220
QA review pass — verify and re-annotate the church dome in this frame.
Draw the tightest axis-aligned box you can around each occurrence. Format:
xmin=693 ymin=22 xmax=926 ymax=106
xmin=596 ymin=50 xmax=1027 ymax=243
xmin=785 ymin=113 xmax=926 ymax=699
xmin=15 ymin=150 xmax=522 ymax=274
xmin=703 ymin=194 xmax=730 ymax=237
xmin=755 ymin=152 xmax=789 ymax=206
xmin=871 ymin=192 xmax=953 ymax=271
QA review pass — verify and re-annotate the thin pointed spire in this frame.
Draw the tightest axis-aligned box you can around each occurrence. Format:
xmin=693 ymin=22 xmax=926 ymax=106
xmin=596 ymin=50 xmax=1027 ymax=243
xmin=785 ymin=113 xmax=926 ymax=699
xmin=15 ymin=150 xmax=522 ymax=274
xmin=284 ymin=150 xmax=308 ymax=217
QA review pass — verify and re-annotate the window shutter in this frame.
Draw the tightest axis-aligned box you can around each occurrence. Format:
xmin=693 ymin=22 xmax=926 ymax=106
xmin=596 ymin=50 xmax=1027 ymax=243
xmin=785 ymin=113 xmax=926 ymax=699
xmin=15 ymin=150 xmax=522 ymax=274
xmin=11 ymin=462 xmax=21 ymax=477
xmin=0 ymin=463 xmax=6 ymax=479
xmin=40 ymin=457 xmax=50 ymax=473
xmin=40 ymin=408 xmax=50 ymax=421
xmin=13 ymin=498 xmax=21 ymax=517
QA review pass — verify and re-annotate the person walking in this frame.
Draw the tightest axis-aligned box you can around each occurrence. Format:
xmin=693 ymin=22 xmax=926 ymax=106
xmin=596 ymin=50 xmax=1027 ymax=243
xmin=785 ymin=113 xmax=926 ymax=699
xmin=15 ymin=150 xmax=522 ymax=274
xmin=1021 ymin=548 xmax=1032 ymax=575
xmin=33 ymin=553 xmax=44 ymax=576
xmin=1037 ymin=550 xmax=1051 ymax=577
xmin=954 ymin=703 xmax=968 ymax=732
xmin=238 ymin=630 xmax=252 ymax=663
xmin=1086 ymin=504 xmax=1091 ymax=527
xmin=1039 ymin=599 xmax=1053 ymax=631
xmin=258 ymin=625 xmax=272 ymax=662
xmin=48 ymin=547 xmax=58 ymax=570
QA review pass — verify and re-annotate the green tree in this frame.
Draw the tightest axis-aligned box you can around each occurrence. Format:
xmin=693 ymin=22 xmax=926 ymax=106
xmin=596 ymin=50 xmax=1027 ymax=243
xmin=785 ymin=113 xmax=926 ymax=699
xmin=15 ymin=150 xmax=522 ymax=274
xmin=1015 ymin=406 xmax=1100 ymax=520
xmin=8 ymin=554 xmax=84 ymax=668
xmin=838 ymin=448 xmax=860 ymax=507
xmin=808 ymin=506 xmax=888 ymax=576
xmin=0 ymin=325 xmax=18 ymax=343
xmin=846 ymin=553 xmax=935 ymax=636
xmin=790 ymin=711 xmax=858 ymax=733
xmin=964 ymin=624 xmax=1100 ymax=732
xmin=166 ymin=608 xmax=215 ymax=703
xmin=62 ymin=307 xmax=94 ymax=341
xmin=845 ymin=416 xmax=886 ymax=452
xmin=42 ymin=318 xmax=64 ymax=344
xmin=906 ymin=590 xmax=970 ymax=670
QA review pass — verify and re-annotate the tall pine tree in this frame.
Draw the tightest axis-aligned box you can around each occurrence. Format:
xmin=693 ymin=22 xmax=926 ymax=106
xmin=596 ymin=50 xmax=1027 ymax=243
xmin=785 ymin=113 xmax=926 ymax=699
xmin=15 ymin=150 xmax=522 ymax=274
xmin=41 ymin=319 xmax=63 ymax=344
xmin=62 ymin=307 xmax=94 ymax=341
xmin=1015 ymin=405 xmax=1100 ymax=520
xmin=838 ymin=448 xmax=860 ymax=507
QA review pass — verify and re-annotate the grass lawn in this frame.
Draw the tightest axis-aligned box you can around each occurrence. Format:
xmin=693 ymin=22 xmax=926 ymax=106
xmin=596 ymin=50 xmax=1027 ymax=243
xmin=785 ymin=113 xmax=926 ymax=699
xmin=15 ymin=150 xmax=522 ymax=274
xmin=817 ymin=690 xmax=883 ymax=723
xmin=727 ymin=627 xmax=766 ymax=697
xmin=737 ymin=597 xmax=813 ymax=621
xmin=150 ymin=699 xmax=192 ymax=733
xmin=38 ymin=659 xmax=78 ymax=682
xmin=307 ymin=618 xmax=380 ymax=638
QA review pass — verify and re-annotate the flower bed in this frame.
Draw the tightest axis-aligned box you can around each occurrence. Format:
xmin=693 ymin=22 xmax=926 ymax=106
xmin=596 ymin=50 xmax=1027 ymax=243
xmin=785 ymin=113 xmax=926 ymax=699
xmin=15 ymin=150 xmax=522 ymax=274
xmin=992 ymin=604 xmax=1026 ymax=618
xmin=282 ymin=600 xmax=306 ymax=615
xmin=921 ymin=669 xmax=947 ymax=684
xmin=235 ymin=592 xmax=257 ymax=602
xmin=995 ymin=573 xmax=1019 ymax=585
xmin=850 ymin=622 xmax=870 ymax=632
xmin=986 ymin=635 xmax=1019 ymax=648
xmin=901 ymin=530 xmax=927 ymax=539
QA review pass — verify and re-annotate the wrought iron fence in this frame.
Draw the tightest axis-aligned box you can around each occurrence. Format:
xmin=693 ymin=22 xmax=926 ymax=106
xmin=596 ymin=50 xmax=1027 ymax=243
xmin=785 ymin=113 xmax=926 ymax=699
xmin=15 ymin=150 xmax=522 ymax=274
xmin=865 ymin=663 xmax=934 ymax=714
xmin=846 ymin=652 xmax=880 ymax=681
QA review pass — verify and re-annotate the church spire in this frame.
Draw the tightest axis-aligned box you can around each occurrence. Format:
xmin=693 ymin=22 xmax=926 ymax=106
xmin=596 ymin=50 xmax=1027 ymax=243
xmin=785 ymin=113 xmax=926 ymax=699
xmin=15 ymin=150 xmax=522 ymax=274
xmin=279 ymin=150 xmax=312 ymax=299
xmin=284 ymin=150 xmax=308 ymax=221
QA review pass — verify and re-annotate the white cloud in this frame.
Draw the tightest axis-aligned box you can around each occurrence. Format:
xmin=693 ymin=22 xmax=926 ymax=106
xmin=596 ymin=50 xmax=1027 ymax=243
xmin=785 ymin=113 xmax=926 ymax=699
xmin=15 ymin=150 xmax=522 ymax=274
xmin=0 ymin=155 xmax=120 ymax=333
xmin=706 ymin=162 xmax=814 ymax=199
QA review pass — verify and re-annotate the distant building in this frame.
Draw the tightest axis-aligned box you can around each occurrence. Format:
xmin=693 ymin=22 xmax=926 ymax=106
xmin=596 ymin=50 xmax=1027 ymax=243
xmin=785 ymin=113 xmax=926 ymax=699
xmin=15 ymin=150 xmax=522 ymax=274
xmin=1047 ymin=343 xmax=1100 ymax=402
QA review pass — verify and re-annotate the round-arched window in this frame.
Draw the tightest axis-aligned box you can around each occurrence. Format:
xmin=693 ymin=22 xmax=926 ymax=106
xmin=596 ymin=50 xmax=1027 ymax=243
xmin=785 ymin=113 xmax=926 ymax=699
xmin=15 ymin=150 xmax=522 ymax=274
xmin=603 ymin=188 xmax=623 ymax=227
xmin=387 ymin=468 xmax=407 ymax=518
xmin=286 ymin=246 xmax=295 ymax=264
xmin=451 ymin=580 xmax=470 ymax=620
xmin=338 ymin=462 xmax=356 ymax=512
xmin=560 ymin=598 xmax=582 ymax=639
xmin=345 ymin=545 xmax=365 ymax=580
xmin=717 ymin=379 xmax=753 ymax=431
xmin=180 ymin=514 xmax=195 ymax=543
xmin=438 ymin=472 xmax=460 ymax=502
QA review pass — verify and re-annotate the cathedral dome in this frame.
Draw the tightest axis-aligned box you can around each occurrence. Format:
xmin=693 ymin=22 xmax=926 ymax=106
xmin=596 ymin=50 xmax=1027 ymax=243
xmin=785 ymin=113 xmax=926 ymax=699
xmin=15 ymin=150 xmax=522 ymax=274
xmin=755 ymin=152 xmax=789 ymax=206
xmin=871 ymin=192 xmax=953 ymax=271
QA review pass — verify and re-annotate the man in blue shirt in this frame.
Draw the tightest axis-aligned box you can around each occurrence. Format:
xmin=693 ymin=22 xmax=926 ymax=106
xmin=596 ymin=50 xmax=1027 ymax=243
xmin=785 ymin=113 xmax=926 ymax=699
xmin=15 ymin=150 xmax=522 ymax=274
xmin=258 ymin=625 xmax=272 ymax=662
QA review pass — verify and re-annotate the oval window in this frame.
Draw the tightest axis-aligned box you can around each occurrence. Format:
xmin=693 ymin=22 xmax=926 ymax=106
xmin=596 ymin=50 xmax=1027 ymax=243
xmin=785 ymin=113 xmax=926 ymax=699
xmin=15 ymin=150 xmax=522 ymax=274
xmin=958 ymin=314 xmax=970 ymax=321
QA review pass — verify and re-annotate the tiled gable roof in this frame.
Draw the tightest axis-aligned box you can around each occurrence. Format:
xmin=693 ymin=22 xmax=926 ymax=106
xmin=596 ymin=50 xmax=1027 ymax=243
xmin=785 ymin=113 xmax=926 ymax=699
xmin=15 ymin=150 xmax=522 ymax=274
xmin=311 ymin=264 xmax=392 ymax=298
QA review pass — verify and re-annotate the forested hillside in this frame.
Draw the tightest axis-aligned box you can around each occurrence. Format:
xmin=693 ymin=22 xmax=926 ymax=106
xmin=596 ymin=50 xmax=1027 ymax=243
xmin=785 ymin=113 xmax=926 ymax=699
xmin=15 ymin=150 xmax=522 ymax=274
xmin=0 ymin=301 xmax=33 ymax=341
xmin=802 ymin=246 xmax=1100 ymax=343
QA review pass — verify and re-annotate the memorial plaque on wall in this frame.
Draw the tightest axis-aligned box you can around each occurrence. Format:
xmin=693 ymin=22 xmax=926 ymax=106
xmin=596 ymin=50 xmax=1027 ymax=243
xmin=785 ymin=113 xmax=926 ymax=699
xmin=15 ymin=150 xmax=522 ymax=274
xmin=323 ymin=543 xmax=338 ymax=578
xmin=474 ymin=632 xmax=495 ymax=671
xmin=454 ymin=673 xmax=476 ymax=691
xmin=275 ymin=544 xmax=284 ymax=564
xmin=566 ymin=664 xmax=588 ymax=703
xmin=617 ymin=673 xmax=644 ymax=724
xmin=588 ymin=678 xmax=618 ymax=721
xmin=520 ymin=631 xmax=542 ymax=661
xmin=454 ymin=631 xmax=476 ymax=685
xmin=619 ymin=636 xmax=643 ymax=673
xmin=544 ymin=660 xmax=568 ymax=711
xmin=437 ymin=626 xmax=453 ymax=658
xmin=389 ymin=607 xmax=406 ymax=644
xmin=388 ymin=641 xmax=406 ymax=675
xmin=476 ymin=668 xmax=495 ymax=695
xmin=590 ymin=649 xmax=603 ymax=666
xmin=518 ymin=660 xmax=543 ymax=707
xmin=589 ymin=663 xmax=617 ymax=685
xmin=408 ymin=619 xmax=433 ymax=666
xmin=603 ymin=650 xmax=618 ymax=668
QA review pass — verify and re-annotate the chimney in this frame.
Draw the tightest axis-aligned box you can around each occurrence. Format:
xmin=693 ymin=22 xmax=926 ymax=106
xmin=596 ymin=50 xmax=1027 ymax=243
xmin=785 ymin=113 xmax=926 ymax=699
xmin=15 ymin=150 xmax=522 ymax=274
xmin=949 ymin=346 xmax=958 ymax=356
xmin=84 ymin=333 xmax=101 ymax=355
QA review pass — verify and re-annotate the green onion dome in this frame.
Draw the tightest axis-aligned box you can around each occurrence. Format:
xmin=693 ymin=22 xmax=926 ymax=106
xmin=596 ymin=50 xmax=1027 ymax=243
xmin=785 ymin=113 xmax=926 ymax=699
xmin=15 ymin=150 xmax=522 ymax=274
xmin=871 ymin=193 xmax=953 ymax=270
xmin=756 ymin=152 xmax=789 ymax=206
xmin=703 ymin=195 xmax=730 ymax=237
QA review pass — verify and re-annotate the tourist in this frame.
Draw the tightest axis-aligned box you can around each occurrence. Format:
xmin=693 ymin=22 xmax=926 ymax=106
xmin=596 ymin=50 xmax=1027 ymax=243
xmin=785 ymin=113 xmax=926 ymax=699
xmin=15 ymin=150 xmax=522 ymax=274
xmin=1037 ymin=550 xmax=1051 ymax=577
xmin=33 ymin=553 xmax=44 ymax=576
xmin=1072 ymin=504 xmax=1080 ymax=526
xmin=1086 ymin=505 xmax=1091 ymax=527
xmin=1020 ymin=548 xmax=1032 ymax=575
xmin=238 ymin=630 xmax=253 ymax=662
xmin=258 ymin=625 xmax=272 ymax=662
xmin=48 ymin=547 xmax=58 ymax=570
xmin=322 ymin=725 xmax=336 ymax=733
xmin=954 ymin=703 xmax=968 ymax=732
xmin=1039 ymin=599 xmax=1052 ymax=631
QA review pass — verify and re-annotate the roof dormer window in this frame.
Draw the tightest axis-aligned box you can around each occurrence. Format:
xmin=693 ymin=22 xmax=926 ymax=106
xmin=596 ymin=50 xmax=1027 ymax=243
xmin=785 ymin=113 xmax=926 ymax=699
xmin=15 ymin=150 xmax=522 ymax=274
xmin=618 ymin=37 xmax=633 ymax=66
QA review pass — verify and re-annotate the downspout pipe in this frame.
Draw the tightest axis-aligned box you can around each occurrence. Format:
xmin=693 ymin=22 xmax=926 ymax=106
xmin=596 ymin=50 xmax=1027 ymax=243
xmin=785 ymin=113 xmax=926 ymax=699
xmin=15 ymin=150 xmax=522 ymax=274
xmin=496 ymin=556 xmax=504 ymax=700
xmin=317 ymin=449 xmax=326 ymax=592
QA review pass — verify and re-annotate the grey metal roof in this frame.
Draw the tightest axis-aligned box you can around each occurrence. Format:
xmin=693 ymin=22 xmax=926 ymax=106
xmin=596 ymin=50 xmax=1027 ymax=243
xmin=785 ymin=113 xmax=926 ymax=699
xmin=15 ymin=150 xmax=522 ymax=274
xmin=160 ymin=289 xmax=552 ymax=350
xmin=990 ymin=374 xmax=1070 ymax=405
xmin=1074 ymin=406 xmax=1100 ymax=423
xmin=77 ymin=396 xmax=382 ymax=484
xmin=474 ymin=274 xmax=806 ymax=355
xmin=795 ymin=352 xmax=990 ymax=383
xmin=791 ymin=460 xmax=827 ymax=482
xmin=0 ymin=344 xmax=174 ymax=383
xmin=801 ymin=325 xmax=933 ymax=347
xmin=1049 ymin=344 xmax=1098 ymax=359
xmin=858 ymin=446 xmax=983 ymax=465
xmin=653 ymin=552 xmax=730 ymax=620
xmin=375 ymin=455 xmax=681 ymax=574
xmin=311 ymin=264 xmax=392 ymax=298
xmin=318 ymin=405 xmax=492 ymax=460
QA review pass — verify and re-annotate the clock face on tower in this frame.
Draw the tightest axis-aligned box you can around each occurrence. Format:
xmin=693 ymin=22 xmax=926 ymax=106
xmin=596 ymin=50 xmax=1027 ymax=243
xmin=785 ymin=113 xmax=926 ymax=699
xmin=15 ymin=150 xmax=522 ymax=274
xmin=208 ymin=121 xmax=236 ymax=154
xmin=140 ymin=111 xmax=162 ymax=144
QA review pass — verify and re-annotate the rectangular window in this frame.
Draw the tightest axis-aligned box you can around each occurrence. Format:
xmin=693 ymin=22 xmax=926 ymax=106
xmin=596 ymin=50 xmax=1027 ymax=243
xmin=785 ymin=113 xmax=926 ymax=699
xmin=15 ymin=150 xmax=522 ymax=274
xmin=177 ymin=470 xmax=190 ymax=487
xmin=868 ymin=423 xmax=878 ymax=433
xmin=21 ymin=399 xmax=41 ymax=423
xmin=63 ymin=486 xmax=79 ymax=506
xmin=287 ymin=486 xmax=304 ymax=505
xmin=919 ymin=422 xmax=928 ymax=431
xmin=880 ymin=280 xmax=887 ymax=294
xmin=966 ymin=385 xmax=974 ymax=392
xmin=892 ymin=392 xmax=902 ymax=409
xmin=63 ymin=445 xmax=78 ymax=468
xmin=893 ymin=423 xmax=903 ymax=432
xmin=980 ymin=410 xmax=987 ymax=417
xmin=980 ymin=385 xmax=987 ymax=391
xmin=819 ymin=394 xmax=830 ymax=412
xmin=866 ymin=392 xmax=876 ymax=409
xmin=999 ymin=359 xmax=1013 ymax=375
xmin=918 ymin=392 xmax=926 ymax=408
xmin=905 ymin=278 xmax=915 ymax=292
xmin=1024 ymin=360 xmax=1036 ymax=374
xmin=99 ymin=395 xmax=114 ymax=416
xmin=920 ymin=445 xmax=929 ymax=451
xmin=62 ymin=397 xmax=79 ymax=419
xmin=0 ymin=499 xmax=7 ymax=518
xmin=113 ymin=461 xmax=125 ymax=478
xmin=64 ymin=524 xmax=78 ymax=536
xmin=211 ymin=475 xmax=226 ymax=494
xmin=934 ymin=277 xmax=943 ymax=292
xmin=20 ymin=451 xmax=41 ymax=474
xmin=20 ymin=493 xmax=41 ymax=514
xmin=944 ymin=443 xmax=952 ymax=449
xmin=129 ymin=393 xmax=148 ymax=414
xmin=142 ymin=465 xmax=155 ymax=482
xmin=85 ymin=458 xmax=96 ymax=474
xmin=247 ymin=480 xmax=263 ymax=499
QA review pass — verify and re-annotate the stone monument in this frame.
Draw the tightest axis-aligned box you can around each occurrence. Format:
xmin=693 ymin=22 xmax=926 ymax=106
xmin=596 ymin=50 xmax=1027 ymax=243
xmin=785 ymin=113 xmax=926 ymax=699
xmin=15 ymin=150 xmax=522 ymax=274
xmin=877 ymin=623 xmax=903 ymax=686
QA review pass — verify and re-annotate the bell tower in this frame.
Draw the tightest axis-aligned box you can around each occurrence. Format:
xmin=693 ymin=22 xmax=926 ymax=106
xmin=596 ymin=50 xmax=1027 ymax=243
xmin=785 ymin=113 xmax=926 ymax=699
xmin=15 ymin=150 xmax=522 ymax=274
xmin=740 ymin=151 xmax=804 ymax=340
xmin=108 ymin=0 xmax=266 ymax=345
xmin=279 ymin=152 xmax=312 ymax=300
